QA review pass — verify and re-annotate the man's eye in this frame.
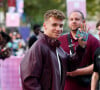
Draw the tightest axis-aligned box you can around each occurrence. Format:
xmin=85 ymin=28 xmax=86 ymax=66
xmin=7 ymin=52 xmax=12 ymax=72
xmin=75 ymin=18 xmax=80 ymax=21
xmin=60 ymin=25 xmax=63 ymax=28
xmin=69 ymin=18 xmax=73 ymax=21
xmin=52 ymin=24 xmax=57 ymax=26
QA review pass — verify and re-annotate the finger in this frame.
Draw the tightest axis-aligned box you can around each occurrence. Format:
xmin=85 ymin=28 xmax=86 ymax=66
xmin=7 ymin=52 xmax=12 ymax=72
xmin=66 ymin=72 xmax=70 ymax=74
xmin=83 ymin=20 xmax=86 ymax=32
xmin=86 ymin=26 xmax=91 ymax=33
xmin=66 ymin=72 xmax=70 ymax=75
xmin=78 ymin=28 xmax=81 ymax=32
xmin=83 ymin=23 xmax=86 ymax=32
xmin=78 ymin=37 xmax=83 ymax=40
xmin=80 ymin=23 xmax=83 ymax=32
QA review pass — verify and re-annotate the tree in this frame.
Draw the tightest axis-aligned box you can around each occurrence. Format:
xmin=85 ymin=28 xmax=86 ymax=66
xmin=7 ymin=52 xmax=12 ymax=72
xmin=87 ymin=0 xmax=100 ymax=20
xmin=24 ymin=0 xmax=100 ymax=24
xmin=24 ymin=0 xmax=66 ymax=24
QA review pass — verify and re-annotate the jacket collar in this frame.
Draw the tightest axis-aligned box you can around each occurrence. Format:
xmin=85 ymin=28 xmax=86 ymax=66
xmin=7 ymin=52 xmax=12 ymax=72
xmin=40 ymin=33 xmax=61 ymax=48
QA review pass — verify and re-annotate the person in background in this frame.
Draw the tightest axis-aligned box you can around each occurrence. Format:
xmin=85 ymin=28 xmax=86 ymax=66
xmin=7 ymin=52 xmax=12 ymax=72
xmin=16 ymin=33 xmax=26 ymax=56
xmin=91 ymin=20 xmax=100 ymax=89
xmin=20 ymin=9 xmax=87 ymax=90
xmin=0 ymin=31 xmax=12 ymax=60
xmin=7 ymin=32 xmax=26 ymax=56
xmin=96 ymin=20 xmax=100 ymax=40
xmin=58 ymin=10 xmax=100 ymax=90
xmin=28 ymin=24 xmax=41 ymax=48
xmin=91 ymin=47 xmax=100 ymax=90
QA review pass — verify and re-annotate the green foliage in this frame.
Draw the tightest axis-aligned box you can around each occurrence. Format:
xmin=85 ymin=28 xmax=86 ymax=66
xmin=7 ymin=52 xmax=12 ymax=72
xmin=24 ymin=0 xmax=66 ymax=24
xmin=0 ymin=8 xmax=3 ymax=11
xmin=86 ymin=0 xmax=100 ymax=19
xmin=24 ymin=0 xmax=100 ymax=24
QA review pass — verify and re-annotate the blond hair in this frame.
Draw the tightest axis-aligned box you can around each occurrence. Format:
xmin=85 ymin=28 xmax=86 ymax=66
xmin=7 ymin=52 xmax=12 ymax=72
xmin=44 ymin=9 xmax=65 ymax=21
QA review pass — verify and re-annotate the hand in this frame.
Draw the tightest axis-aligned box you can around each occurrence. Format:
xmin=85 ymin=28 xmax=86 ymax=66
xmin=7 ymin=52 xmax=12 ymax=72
xmin=66 ymin=69 xmax=79 ymax=77
xmin=79 ymin=20 xmax=89 ymax=33
xmin=77 ymin=21 xmax=88 ymax=48
xmin=78 ymin=37 xmax=87 ymax=48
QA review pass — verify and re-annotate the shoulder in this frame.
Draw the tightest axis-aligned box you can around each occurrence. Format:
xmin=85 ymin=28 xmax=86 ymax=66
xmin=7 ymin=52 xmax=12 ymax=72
xmin=58 ymin=33 xmax=68 ymax=41
xmin=32 ymin=38 xmax=46 ymax=48
xmin=94 ymin=50 xmax=100 ymax=65
xmin=88 ymin=34 xmax=99 ymax=43
xmin=94 ymin=48 xmax=100 ymax=57
xmin=87 ymin=34 xmax=100 ymax=49
xmin=88 ymin=34 xmax=98 ymax=40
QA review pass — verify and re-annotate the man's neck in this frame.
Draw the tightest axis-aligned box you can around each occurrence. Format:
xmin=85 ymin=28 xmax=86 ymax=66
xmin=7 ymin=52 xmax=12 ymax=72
xmin=71 ymin=30 xmax=77 ymax=40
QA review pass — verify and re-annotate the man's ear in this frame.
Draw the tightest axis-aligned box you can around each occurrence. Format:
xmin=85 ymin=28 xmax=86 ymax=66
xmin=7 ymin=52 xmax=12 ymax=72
xmin=43 ymin=23 xmax=47 ymax=30
xmin=43 ymin=23 xmax=45 ymax=27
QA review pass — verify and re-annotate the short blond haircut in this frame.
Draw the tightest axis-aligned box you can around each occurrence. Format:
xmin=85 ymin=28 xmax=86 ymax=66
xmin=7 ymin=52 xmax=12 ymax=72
xmin=96 ymin=20 xmax=100 ymax=29
xmin=44 ymin=9 xmax=65 ymax=21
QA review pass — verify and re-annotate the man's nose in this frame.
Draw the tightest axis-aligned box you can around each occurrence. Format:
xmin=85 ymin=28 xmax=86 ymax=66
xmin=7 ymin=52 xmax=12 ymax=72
xmin=56 ymin=25 xmax=61 ymax=30
xmin=56 ymin=26 xmax=63 ymax=32
xmin=72 ymin=19 xmax=76 ymax=23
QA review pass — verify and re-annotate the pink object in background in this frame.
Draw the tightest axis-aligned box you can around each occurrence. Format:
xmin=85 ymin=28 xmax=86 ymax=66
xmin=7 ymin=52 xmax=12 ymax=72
xmin=0 ymin=56 xmax=23 ymax=90
xmin=66 ymin=0 xmax=86 ymax=18
xmin=6 ymin=13 xmax=20 ymax=27
xmin=8 ymin=0 xmax=16 ymax=7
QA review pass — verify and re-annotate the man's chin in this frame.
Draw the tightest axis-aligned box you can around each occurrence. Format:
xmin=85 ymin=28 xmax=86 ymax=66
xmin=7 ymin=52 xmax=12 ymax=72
xmin=72 ymin=29 xmax=77 ymax=31
xmin=54 ymin=35 xmax=60 ymax=39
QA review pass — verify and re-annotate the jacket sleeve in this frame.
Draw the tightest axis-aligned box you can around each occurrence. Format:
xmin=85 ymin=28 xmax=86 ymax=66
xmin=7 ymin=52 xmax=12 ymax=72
xmin=20 ymin=44 xmax=43 ymax=90
xmin=67 ymin=45 xmax=86 ymax=71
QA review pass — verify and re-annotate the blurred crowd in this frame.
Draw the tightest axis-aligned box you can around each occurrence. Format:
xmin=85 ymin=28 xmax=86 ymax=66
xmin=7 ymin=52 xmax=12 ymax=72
xmin=0 ymin=29 xmax=26 ymax=59
xmin=0 ymin=23 xmax=42 ymax=59
xmin=7 ymin=31 xmax=26 ymax=56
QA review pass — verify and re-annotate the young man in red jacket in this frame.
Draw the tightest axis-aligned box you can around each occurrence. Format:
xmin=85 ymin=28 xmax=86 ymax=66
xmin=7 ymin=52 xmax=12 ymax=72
xmin=20 ymin=9 xmax=87 ymax=90
xmin=58 ymin=10 xmax=100 ymax=90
